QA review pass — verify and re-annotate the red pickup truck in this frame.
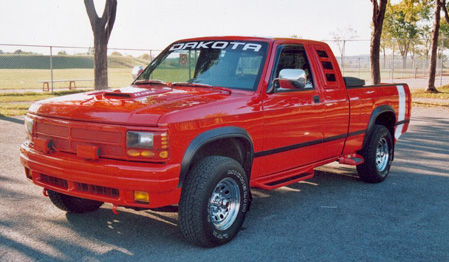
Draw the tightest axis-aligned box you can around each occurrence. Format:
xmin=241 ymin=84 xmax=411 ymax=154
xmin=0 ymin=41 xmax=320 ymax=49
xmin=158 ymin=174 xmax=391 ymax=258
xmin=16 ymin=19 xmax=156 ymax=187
xmin=20 ymin=36 xmax=411 ymax=247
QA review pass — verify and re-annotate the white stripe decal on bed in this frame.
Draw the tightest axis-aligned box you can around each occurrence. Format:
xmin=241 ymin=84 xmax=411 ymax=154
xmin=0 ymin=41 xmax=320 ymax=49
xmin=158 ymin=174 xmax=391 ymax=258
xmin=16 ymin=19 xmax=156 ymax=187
xmin=395 ymin=85 xmax=406 ymax=140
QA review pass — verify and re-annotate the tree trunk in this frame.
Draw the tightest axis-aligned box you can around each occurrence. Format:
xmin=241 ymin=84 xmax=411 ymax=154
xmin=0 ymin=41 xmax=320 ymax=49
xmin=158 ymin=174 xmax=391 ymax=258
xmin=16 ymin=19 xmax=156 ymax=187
xmin=94 ymin=36 xmax=108 ymax=90
xmin=84 ymin=0 xmax=117 ymax=90
xmin=427 ymin=0 xmax=441 ymax=93
xmin=370 ymin=0 xmax=388 ymax=85
xmin=400 ymin=44 xmax=409 ymax=70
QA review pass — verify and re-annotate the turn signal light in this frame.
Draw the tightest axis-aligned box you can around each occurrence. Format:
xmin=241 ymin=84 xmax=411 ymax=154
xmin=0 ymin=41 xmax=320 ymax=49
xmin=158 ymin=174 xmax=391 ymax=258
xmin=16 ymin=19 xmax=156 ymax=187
xmin=141 ymin=151 xmax=155 ymax=157
xmin=159 ymin=151 xmax=168 ymax=158
xmin=134 ymin=191 xmax=149 ymax=203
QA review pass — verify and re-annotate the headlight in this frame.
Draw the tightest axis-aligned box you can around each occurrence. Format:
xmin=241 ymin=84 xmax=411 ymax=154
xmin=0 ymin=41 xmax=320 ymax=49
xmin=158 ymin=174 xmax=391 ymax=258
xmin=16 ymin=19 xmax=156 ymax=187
xmin=125 ymin=131 xmax=169 ymax=160
xmin=24 ymin=116 xmax=34 ymax=136
xmin=126 ymin=131 xmax=154 ymax=148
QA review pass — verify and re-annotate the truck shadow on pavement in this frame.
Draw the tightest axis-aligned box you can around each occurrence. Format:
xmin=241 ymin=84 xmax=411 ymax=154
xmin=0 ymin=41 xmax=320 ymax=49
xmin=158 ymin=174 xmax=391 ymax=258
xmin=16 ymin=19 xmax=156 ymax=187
xmin=55 ymin=167 xmax=366 ymax=259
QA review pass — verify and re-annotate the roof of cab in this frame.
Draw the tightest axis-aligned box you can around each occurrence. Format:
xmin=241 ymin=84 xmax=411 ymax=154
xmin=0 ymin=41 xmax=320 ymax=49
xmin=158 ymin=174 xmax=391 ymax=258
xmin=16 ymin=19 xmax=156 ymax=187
xmin=175 ymin=36 xmax=325 ymax=45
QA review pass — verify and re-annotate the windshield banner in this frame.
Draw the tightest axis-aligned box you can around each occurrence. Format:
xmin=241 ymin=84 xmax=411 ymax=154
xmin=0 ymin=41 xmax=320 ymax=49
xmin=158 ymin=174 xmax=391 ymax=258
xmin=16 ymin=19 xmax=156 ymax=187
xmin=169 ymin=41 xmax=262 ymax=52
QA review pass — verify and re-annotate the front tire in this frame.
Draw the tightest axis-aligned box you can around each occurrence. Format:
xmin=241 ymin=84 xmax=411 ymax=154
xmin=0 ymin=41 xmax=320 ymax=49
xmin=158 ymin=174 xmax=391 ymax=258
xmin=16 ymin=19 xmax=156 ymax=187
xmin=357 ymin=125 xmax=393 ymax=183
xmin=178 ymin=156 xmax=249 ymax=247
xmin=47 ymin=190 xmax=104 ymax=213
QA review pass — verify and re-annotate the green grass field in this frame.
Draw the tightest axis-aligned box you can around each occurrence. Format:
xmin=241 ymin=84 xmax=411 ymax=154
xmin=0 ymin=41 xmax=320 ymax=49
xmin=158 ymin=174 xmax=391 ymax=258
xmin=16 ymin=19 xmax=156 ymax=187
xmin=0 ymin=68 xmax=137 ymax=90
xmin=0 ymin=54 xmax=150 ymax=69
xmin=0 ymin=67 xmax=199 ymax=90
xmin=0 ymin=54 xmax=150 ymax=90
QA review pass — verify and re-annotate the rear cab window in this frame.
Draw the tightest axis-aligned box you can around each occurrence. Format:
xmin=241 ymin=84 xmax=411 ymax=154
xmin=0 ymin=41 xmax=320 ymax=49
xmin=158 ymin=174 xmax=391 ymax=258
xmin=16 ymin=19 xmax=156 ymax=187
xmin=311 ymin=44 xmax=342 ymax=89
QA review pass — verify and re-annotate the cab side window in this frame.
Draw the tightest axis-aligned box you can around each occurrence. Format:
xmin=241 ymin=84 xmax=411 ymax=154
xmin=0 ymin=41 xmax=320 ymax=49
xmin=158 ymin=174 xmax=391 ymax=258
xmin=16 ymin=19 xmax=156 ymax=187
xmin=273 ymin=45 xmax=314 ymax=92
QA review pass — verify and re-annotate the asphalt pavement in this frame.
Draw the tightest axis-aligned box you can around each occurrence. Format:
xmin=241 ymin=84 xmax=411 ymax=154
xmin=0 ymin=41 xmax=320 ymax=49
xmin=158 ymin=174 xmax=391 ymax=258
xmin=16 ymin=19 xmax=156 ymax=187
xmin=0 ymin=107 xmax=448 ymax=262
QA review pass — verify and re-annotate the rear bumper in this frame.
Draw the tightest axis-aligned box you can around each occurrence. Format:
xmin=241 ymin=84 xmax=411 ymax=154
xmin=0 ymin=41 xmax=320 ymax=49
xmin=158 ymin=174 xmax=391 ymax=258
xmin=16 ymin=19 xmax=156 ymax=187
xmin=20 ymin=142 xmax=181 ymax=208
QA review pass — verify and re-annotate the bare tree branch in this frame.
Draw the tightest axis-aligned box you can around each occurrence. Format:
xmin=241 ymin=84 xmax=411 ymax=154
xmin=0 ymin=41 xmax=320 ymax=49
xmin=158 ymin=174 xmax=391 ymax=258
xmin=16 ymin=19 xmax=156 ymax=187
xmin=105 ymin=0 xmax=117 ymax=42
xmin=84 ymin=0 xmax=99 ymax=31
xmin=84 ymin=0 xmax=117 ymax=90
xmin=440 ymin=0 xmax=449 ymax=24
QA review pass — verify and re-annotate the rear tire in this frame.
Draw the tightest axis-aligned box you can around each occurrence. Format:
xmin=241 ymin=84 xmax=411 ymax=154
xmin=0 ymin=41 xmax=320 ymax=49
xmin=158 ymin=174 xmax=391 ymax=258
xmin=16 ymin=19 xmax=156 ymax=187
xmin=357 ymin=125 xmax=393 ymax=183
xmin=178 ymin=156 xmax=249 ymax=247
xmin=48 ymin=190 xmax=104 ymax=213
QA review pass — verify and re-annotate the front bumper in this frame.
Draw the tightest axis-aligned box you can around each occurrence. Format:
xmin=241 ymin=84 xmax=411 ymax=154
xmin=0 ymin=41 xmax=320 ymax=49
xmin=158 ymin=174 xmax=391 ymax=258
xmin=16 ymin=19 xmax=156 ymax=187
xmin=20 ymin=142 xmax=181 ymax=208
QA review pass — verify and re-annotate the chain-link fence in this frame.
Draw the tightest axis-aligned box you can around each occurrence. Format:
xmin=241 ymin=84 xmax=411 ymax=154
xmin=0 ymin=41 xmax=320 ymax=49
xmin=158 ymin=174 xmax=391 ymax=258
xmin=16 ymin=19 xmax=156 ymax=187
xmin=0 ymin=44 xmax=162 ymax=92
xmin=323 ymin=39 xmax=449 ymax=86
xmin=1 ymin=39 xmax=448 ymax=92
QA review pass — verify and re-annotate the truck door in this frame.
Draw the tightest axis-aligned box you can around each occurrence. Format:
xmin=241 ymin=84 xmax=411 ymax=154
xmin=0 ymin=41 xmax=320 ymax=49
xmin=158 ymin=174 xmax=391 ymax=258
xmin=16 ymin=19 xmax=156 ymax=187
xmin=258 ymin=44 xmax=324 ymax=177
xmin=310 ymin=45 xmax=350 ymax=159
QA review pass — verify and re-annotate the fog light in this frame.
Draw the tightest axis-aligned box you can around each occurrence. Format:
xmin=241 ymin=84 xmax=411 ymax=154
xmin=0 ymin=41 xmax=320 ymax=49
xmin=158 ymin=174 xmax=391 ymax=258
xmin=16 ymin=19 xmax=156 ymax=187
xmin=127 ymin=149 xmax=140 ymax=157
xmin=134 ymin=191 xmax=149 ymax=203
xmin=25 ymin=168 xmax=33 ymax=180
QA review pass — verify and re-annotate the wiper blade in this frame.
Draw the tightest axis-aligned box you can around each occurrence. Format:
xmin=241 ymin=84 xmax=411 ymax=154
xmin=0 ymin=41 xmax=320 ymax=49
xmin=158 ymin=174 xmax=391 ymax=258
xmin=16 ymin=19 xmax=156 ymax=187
xmin=172 ymin=82 xmax=232 ymax=94
xmin=134 ymin=79 xmax=170 ymax=86
xmin=172 ymin=82 xmax=212 ymax=87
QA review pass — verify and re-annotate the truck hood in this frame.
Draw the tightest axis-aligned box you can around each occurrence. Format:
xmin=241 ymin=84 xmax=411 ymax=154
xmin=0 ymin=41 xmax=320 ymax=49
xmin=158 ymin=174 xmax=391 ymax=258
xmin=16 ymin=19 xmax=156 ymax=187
xmin=29 ymin=85 xmax=234 ymax=126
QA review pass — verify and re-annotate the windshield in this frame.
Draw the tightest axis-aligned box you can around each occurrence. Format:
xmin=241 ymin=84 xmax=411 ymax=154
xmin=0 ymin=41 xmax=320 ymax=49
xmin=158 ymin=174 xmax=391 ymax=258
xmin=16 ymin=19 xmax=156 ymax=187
xmin=136 ymin=40 xmax=269 ymax=91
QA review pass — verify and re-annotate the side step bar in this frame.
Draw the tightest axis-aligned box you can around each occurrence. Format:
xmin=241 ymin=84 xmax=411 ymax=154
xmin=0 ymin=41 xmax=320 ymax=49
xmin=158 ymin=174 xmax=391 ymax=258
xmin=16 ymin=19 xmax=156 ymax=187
xmin=338 ymin=154 xmax=364 ymax=166
xmin=266 ymin=173 xmax=313 ymax=187
xmin=251 ymin=166 xmax=314 ymax=190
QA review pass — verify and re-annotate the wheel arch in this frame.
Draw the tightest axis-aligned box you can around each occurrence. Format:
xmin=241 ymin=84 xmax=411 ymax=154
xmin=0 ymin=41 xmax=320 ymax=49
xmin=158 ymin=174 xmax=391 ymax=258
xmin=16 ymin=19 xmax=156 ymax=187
xmin=363 ymin=105 xmax=396 ymax=149
xmin=178 ymin=126 xmax=254 ymax=188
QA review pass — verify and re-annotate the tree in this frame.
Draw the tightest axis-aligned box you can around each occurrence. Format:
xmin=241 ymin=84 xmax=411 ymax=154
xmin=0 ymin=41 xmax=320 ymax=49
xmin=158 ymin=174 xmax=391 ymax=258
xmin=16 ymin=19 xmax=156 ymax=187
xmin=440 ymin=2 xmax=449 ymax=53
xmin=111 ymin=51 xmax=123 ymax=56
xmin=139 ymin=53 xmax=151 ymax=60
xmin=427 ymin=0 xmax=449 ymax=93
xmin=331 ymin=26 xmax=358 ymax=69
xmin=84 ymin=0 xmax=117 ymax=90
xmin=370 ymin=0 xmax=388 ymax=85
xmin=427 ymin=0 xmax=442 ymax=93
xmin=418 ymin=25 xmax=433 ymax=61
xmin=438 ymin=21 xmax=449 ymax=66
xmin=380 ymin=27 xmax=395 ymax=69
xmin=383 ymin=1 xmax=423 ymax=69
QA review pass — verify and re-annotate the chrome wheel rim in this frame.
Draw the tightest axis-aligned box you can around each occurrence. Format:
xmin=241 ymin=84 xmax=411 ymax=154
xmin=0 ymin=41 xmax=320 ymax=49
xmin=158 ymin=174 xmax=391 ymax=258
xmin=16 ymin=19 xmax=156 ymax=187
xmin=209 ymin=177 xmax=240 ymax=231
xmin=376 ymin=137 xmax=389 ymax=172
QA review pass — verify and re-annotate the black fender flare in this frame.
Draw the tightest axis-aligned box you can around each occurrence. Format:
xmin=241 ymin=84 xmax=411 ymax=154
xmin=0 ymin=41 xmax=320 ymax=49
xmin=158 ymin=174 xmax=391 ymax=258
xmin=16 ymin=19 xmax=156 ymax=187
xmin=362 ymin=105 xmax=395 ymax=149
xmin=178 ymin=126 xmax=254 ymax=188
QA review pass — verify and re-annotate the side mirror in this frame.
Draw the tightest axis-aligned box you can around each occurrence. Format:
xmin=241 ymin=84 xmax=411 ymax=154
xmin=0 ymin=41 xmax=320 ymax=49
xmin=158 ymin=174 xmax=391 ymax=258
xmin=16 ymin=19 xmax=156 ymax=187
xmin=272 ymin=69 xmax=307 ymax=90
xmin=132 ymin=66 xmax=143 ymax=80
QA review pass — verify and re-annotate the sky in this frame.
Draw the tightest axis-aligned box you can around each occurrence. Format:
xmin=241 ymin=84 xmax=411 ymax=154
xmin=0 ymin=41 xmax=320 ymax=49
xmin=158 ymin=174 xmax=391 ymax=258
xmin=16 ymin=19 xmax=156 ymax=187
xmin=0 ymin=0 xmax=376 ymax=55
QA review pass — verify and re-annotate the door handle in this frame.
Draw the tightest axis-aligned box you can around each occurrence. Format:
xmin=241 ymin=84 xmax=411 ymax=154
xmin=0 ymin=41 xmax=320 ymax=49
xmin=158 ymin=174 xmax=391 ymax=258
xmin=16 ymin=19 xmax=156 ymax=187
xmin=313 ymin=95 xmax=321 ymax=104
